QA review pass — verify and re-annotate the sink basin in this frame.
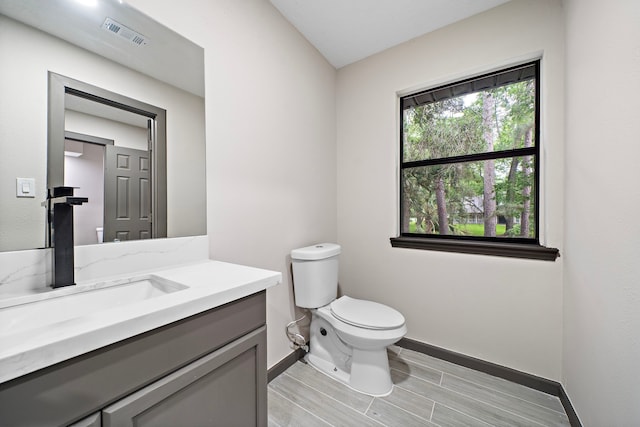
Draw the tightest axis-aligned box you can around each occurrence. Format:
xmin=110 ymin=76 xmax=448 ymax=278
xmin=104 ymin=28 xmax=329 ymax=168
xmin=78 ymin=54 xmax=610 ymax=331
xmin=0 ymin=276 xmax=187 ymax=336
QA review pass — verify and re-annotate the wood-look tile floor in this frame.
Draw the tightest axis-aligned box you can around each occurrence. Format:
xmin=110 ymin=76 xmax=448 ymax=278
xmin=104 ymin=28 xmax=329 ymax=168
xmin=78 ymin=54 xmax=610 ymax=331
xmin=268 ymin=346 xmax=571 ymax=427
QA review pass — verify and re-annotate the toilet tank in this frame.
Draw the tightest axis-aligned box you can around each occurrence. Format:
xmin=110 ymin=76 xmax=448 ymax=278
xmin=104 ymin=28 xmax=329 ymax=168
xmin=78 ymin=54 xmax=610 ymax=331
xmin=290 ymin=243 xmax=341 ymax=308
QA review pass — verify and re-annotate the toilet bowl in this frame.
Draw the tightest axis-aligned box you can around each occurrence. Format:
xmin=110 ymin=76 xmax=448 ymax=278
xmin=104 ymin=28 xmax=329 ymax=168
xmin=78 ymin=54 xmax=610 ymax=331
xmin=291 ymin=243 xmax=407 ymax=396
xmin=306 ymin=297 xmax=406 ymax=396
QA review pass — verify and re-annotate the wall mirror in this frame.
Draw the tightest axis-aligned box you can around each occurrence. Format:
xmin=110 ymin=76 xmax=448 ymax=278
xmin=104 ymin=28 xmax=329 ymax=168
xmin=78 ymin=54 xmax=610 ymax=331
xmin=0 ymin=0 xmax=206 ymax=252
xmin=52 ymin=73 xmax=168 ymax=245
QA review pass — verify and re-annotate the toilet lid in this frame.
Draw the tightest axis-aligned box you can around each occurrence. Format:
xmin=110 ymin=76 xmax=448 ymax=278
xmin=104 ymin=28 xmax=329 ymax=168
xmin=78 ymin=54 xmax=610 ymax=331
xmin=330 ymin=296 xmax=405 ymax=330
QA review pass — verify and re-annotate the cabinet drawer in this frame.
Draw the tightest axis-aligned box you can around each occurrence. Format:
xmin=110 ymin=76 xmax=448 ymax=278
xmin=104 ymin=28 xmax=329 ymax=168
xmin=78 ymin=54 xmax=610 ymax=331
xmin=103 ymin=326 xmax=266 ymax=427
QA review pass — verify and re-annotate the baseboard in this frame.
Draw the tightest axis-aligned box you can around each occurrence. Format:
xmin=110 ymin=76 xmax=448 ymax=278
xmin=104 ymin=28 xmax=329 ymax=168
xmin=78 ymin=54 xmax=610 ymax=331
xmin=397 ymin=338 xmax=582 ymax=427
xmin=267 ymin=348 xmax=305 ymax=383
xmin=559 ymin=384 xmax=582 ymax=427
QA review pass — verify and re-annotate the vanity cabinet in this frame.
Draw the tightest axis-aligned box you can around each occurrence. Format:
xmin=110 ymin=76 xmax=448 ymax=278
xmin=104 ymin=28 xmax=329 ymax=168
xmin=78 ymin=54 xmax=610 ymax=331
xmin=0 ymin=291 xmax=267 ymax=427
xmin=102 ymin=328 xmax=263 ymax=426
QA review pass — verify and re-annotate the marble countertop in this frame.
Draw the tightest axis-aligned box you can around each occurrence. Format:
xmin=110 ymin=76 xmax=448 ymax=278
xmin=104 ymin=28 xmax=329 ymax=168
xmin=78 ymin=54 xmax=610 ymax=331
xmin=0 ymin=260 xmax=281 ymax=384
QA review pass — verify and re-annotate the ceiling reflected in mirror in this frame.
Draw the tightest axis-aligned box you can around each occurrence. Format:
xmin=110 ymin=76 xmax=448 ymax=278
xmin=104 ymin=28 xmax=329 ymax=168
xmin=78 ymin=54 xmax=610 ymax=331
xmin=0 ymin=0 xmax=204 ymax=97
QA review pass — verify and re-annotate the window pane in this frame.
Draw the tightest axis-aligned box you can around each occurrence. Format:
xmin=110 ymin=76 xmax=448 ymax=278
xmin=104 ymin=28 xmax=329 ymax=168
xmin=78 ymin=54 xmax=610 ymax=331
xmin=401 ymin=156 xmax=535 ymax=238
xmin=402 ymin=80 xmax=536 ymax=163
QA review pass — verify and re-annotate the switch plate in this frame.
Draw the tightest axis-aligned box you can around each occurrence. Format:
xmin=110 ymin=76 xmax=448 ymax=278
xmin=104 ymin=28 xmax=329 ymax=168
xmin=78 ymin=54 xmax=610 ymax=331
xmin=16 ymin=178 xmax=35 ymax=198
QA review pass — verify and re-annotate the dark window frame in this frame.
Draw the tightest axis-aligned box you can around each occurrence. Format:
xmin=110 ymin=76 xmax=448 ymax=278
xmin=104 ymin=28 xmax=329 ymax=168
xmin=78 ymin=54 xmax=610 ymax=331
xmin=391 ymin=60 xmax=559 ymax=261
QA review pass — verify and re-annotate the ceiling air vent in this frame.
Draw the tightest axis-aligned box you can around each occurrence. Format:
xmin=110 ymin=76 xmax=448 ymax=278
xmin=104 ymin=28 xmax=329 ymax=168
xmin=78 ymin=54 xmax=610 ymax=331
xmin=102 ymin=17 xmax=149 ymax=47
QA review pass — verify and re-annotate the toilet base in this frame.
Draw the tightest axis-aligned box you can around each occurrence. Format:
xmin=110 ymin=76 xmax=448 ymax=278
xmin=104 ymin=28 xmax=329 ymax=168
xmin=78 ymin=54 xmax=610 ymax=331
xmin=350 ymin=348 xmax=393 ymax=395
xmin=306 ymin=311 xmax=394 ymax=397
xmin=305 ymin=348 xmax=393 ymax=397
xmin=304 ymin=352 xmax=351 ymax=389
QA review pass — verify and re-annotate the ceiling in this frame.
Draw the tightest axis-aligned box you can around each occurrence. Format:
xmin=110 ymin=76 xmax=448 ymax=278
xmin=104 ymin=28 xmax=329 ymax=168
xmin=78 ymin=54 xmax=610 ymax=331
xmin=269 ymin=0 xmax=511 ymax=69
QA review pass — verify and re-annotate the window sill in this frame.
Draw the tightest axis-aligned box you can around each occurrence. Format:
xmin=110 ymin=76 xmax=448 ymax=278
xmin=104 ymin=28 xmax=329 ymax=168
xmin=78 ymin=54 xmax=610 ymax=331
xmin=389 ymin=236 xmax=559 ymax=261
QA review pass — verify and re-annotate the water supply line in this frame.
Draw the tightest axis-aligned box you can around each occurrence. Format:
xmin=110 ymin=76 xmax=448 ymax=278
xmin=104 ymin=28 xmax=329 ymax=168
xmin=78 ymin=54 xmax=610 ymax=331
xmin=286 ymin=313 xmax=309 ymax=352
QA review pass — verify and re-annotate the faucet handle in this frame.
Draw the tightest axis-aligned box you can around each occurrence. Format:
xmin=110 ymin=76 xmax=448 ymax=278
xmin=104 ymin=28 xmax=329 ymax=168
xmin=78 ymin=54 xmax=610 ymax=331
xmin=51 ymin=196 xmax=88 ymax=206
xmin=51 ymin=186 xmax=75 ymax=198
xmin=48 ymin=186 xmax=88 ymax=206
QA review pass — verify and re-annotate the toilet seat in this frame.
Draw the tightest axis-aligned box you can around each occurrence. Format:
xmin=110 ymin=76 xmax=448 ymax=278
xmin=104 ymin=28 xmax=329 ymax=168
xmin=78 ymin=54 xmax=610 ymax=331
xmin=330 ymin=296 xmax=405 ymax=330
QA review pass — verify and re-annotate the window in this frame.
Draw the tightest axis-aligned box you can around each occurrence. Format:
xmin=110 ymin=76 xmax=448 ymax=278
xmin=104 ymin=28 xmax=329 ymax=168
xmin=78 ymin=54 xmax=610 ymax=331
xmin=391 ymin=61 xmax=558 ymax=260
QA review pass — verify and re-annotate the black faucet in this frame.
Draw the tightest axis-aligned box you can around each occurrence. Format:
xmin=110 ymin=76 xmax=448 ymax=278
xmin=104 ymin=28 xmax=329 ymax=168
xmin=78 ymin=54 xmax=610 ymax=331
xmin=48 ymin=186 xmax=88 ymax=288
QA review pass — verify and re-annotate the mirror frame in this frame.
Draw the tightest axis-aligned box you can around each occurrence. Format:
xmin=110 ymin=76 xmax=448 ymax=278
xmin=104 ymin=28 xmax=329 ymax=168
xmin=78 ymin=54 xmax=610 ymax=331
xmin=48 ymin=72 xmax=167 ymax=243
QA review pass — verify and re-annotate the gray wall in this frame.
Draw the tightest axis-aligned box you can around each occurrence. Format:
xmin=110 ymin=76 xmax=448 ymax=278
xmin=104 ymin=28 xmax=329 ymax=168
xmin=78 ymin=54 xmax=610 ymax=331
xmin=563 ymin=0 xmax=640 ymax=424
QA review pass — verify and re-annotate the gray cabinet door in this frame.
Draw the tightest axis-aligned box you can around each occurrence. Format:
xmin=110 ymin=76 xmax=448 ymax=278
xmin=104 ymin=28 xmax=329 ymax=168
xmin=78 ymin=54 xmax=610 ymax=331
xmin=102 ymin=326 xmax=267 ymax=427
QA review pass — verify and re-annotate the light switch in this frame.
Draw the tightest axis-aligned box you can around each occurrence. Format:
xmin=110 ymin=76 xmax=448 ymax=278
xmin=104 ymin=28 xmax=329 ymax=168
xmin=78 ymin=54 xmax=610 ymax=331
xmin=16 ymin=178 xmax=35 ymax=198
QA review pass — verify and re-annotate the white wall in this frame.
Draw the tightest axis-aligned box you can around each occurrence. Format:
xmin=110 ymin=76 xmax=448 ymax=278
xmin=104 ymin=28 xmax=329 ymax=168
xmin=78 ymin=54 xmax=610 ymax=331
xmin=0 ymin=15 xmax=48 ymax=251
xmin=563 ymin=0 xmax=640 ymax=424
xmin=0 ymin=15 xmax=206 ymax=251
xmin=336 ymin=0 xmax=565 ymax=380
xmin=126 ymin=0 xmax=337 ymax=368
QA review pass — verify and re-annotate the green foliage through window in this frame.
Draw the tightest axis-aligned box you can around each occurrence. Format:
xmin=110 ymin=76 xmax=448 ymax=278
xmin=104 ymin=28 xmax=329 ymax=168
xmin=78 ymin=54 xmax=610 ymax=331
xmin=400 ymin=62 xmax=539 ymax=242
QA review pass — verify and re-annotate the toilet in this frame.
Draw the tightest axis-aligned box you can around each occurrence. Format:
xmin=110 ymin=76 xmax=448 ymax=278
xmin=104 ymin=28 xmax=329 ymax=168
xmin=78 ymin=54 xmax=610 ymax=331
xmin=291 ymin=243 xmax=406 ymax=396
